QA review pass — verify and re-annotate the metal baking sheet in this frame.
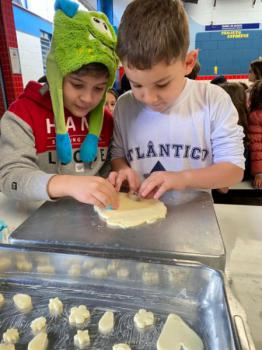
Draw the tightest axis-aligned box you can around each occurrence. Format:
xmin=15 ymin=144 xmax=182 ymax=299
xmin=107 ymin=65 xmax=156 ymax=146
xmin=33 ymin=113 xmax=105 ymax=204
xmin=0 ymin=245 xmax=237 ymax=349
xmin=10 ymin=191 xmax=225 ymax=270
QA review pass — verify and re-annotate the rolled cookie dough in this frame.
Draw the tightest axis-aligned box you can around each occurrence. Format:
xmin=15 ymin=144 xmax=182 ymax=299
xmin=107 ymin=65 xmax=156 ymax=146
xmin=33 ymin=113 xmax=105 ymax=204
xmin=112 ymin=344 xmax=131 ymax=350
xmin=74 ymin=330 xmax=90 ymax=349
xmin=13 ymin=293 xmax=32 ymax=313
xmin=30 ymin=316 xmax=47 ymax=334
xmin=0 ymin=293 xmax=5 ymax=307
xmin=0 ymin=345 xmax=15 ymax=350
xmin=95 ymin=192 xmax=167 ymax=228
xmin=28 ymin=332 xmax=48 ymax=350
xmin=3 ymin=328 xmax=19 ymax=344
xmin=49 ymin=297 xmax=63 ymax=316
xmin=157 ymin=313 xmax=203 ymax=350
xmin=134 ymin=309 xmax=154 ymax=329
xmin=98 ymin=311 xmax=114 ymax=334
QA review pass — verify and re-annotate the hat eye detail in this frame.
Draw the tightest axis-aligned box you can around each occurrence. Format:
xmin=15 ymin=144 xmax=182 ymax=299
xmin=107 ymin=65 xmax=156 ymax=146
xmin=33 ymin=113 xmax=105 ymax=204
xmin=91 ymin=16 xmax=112 ymax=39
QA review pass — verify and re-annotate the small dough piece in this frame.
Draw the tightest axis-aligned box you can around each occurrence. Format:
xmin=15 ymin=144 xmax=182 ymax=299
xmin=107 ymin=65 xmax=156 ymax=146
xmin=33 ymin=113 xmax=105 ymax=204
xmin=74 ymin=330 xmax=90 ymax=349
xmin=69 ymin=305 xmax=90 ymax=326
xmin=0 ymin=345 xmax=15 ymax=350
xmin=90 ymin=267 xmax=107 ymax=279
xmin=0 ymin=293 xmax=5 ymax=307
xmin=36 ymin=264 xmax=55 ymax=274
xmin=95 ymin=192 xmax=167 ymax=228
xmin=16 ymin=260 xmax=33 ymax=272
xmin=49 ymin=297 xmax=63 ymax=316
xmin=107 ymin=261 xmax=120 ymax=273
xmin=30 ymin=316 xmax=47 ymax=335
xmin=117 ymin=268 xmax=129 ymax=279
xmin=112 ymin=344 xmax=131 ymax=350
xmin=0 ymin=257 xmax=12 ymax=271
xmin=3 ymin=328 xmax=19 ymax=344
xmin=98 ymin=311 xmax=114 ymax=334
xmin=13 ymin=293 xmax=32 ymax=313
xmin=28 ymin=332 xmax=48 ymax=350
xmin=142 ymin=270 xmax=159 ymax=285
xmin=134 ymin=309 xmax=154 ymax=329
xmin=69 ymin=264 xmax=81 ymax=277
xmin=157 ymin=314 xmax=204 ymax=350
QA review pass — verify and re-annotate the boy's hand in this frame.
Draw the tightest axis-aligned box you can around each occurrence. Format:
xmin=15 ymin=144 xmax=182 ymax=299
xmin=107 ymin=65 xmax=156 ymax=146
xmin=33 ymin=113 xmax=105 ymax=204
xmin=253 ymin=174 xmax=262 ymax=189
xmin=108 ymin=168 xmax=141 ymax=192
xmin=139 ymin=171 xmax=187 ymax=199
xmin=48 ymin=175 xmax=119 ymax=209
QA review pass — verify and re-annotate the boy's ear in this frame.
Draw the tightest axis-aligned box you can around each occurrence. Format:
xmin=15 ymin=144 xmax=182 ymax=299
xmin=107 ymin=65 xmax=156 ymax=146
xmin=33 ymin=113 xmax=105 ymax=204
xmin=184 ymin=50 xmax=198 ymax=75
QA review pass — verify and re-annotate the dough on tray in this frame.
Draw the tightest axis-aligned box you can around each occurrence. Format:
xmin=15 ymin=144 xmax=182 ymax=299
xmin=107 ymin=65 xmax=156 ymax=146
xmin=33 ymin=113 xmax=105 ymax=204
xmin=157 ymin=313 xmax=204 ymax=350
xmin=134 ymin=309 xmax=155 ymax=329
xmin=74 ymin=330 xmax=90 ymax=349
xmin=2 ymin=328 xmax=19 ymax=344
xmin=112 ymin=344 xmax=131 ymax=350
xmin=28 ymin=332 xmax=48 ymax=350
xmin=48 ymin=297 xmax=63 ymax=316
xmin=98 ymin=311 xmax=114 ymax=334
xmin=13 ymin=293 xmax=32 ymax=313
xmin=30 ymin=316 xmax=47 ymax=334
xmin=69 ymin=305 xmax=90 ymax=326
xmin=94 ymin=192 xmax=167 ymax=228
xmin=0 ymin=293 xmax=5 ymax=307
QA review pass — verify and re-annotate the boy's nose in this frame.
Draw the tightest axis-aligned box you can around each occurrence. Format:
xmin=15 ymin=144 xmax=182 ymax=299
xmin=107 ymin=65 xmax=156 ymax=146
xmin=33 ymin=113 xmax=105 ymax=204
xmin=142 ymin=90 xmax=158 ymax=105
xmin=80 ymin=92 xmax=93 ymax=104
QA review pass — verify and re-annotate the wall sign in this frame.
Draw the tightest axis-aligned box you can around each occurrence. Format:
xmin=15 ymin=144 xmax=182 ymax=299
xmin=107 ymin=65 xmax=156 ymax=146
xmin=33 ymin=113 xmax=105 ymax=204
xmin=205 ymin=23 xmax=259 ymax=31
xmin=9 ymin=47 xmax=21 ymax=74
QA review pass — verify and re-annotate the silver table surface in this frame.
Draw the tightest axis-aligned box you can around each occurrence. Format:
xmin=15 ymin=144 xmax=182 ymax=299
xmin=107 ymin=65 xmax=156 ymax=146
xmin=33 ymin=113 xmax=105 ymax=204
xmin=10 ymin=191 xmax=225 ymax=270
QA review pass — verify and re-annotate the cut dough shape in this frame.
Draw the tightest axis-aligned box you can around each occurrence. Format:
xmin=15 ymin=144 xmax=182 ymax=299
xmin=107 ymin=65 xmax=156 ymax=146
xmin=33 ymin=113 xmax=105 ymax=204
xmin=69 ymin=305 xmax=90 ymax=326
xmin=13 ymin=293 xmax=32 ymax=313
xmin=0 ymin=345 xmax=15 ymax=350
xmin=74 ymin=330 xmax=90 ymax=349
xmin=28 ymin=332 xmax=48 ymax=350
xmin=157 ymin=314 xmax=204 ymax=350
xmin=98 ymin=311 xmax=114 ymax=334
xmin=117 ymin=268 xmax=129 ymax=279
xmin=134 ymin=309 xmax=154 ymax=329
xmin=112 ymin=344 xmax=131 ymax=350
xmin=90 ymin=267 xmax=108 ymax=279
xmin=107 ymin=261 xmax=120 ymax=273
xmin=69 ymin=264 xmax=81 ymax=277
xmin=0 ymin=257 xmax=12 ymax=271
xmin=36 ymin=264 xmax=55 ymax=274
xmin=30 ymin=316 xmax=47 ymax=334
xmin=3 ymin=328 xmax=19 ymax=344
xmin=95 ymin=192 xmax=167 ymax=228
xmin=16 ymin=260 xmax=33 ymax=272
xmin=0 ymin=293 xmax=5 ymax=307
xmin=142 ymin=270 xmax=159 ymax=285
xmin=49 ymin=297 xmax=63 ymax=316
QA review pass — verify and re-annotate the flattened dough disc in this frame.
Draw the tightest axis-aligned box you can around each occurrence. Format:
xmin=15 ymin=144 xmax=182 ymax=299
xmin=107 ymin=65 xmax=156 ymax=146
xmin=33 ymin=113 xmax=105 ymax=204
xmin=95 ymin=192 xmax=167 ymax=228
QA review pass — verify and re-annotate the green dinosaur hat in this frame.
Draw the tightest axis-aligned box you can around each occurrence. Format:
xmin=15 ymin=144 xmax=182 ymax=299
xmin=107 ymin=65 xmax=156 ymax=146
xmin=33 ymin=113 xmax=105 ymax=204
xmin=46 ymin=0 xmax=118 ymax=164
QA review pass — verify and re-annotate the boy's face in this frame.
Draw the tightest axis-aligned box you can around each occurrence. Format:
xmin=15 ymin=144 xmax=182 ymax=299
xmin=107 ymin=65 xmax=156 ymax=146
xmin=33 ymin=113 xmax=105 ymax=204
xmin=105 ymin=91 xmax=117 ymax=114
xmin=124 ymin=52 xmax=197 ymax=112
xmin=63 ymin=73 xmax=108 ymax=117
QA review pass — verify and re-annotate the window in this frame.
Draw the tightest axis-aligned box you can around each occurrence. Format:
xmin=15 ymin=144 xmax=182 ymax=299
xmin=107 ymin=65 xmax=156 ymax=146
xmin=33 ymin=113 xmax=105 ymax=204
xmin=40 ymin=31 xmax=52 ymax=74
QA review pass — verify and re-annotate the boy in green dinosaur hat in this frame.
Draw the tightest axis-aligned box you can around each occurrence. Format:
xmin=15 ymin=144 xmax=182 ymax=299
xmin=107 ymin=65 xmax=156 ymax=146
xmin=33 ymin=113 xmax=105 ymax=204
xmin=0 ymin=0 xmax=119 ymax=209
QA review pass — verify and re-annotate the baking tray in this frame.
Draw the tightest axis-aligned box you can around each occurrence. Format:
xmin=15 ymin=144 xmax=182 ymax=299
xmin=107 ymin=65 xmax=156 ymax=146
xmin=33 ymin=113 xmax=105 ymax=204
xmin=10 ymin=191 xmax=226 ymax=270
xmin=0 ymin=245 xmax=254 ymax=350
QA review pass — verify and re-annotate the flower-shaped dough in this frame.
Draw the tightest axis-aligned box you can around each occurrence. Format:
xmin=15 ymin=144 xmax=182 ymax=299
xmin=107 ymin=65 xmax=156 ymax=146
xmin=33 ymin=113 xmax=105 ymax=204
xmin=69 ymin=305 xmax=90 ymax=326
xmin=74 ymin=330 xmax=90 ymax=349
xmin=134 ymin=309 xmax=155 ymax=329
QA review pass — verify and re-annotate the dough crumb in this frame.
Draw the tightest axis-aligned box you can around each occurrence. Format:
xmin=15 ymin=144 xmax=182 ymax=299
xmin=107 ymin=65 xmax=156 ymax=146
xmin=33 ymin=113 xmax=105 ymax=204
xmin=49 ymin=297 xmax=63 ymax=316
xmin=3 ymin=328 xmax=19 ymax=344
xmin=98 ymin=311 xmax=114 ymax=334
xmin=134 ymin=309 xmax=154 ymax=329
xmin=28 ymin=332 xmax=48 ymax=350
xmin=30 ymin=316 xmax=47 ymax=335
xmin=74 ymin=330 xmax=90 ymax=349
xmin=69 ymin=305 xmax=90 ymax=326
xmin=112 ymin=344 xmax=131 ymax=350
xmin=157 ymin=313 xmax=204 ymax=350
xmin=13 ymin=293 xmax=32 ymax=313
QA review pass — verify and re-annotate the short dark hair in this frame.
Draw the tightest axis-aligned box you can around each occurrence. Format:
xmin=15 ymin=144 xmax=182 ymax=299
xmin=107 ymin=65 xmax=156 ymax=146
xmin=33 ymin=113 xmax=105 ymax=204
xmin=73 ymin=63 xmax=109 ymax=79
xmin=249 ymin=79 xmax=262 ymax=113
xmin=250 ymin=59 xmax=262 ymax=80
xmin=117 ymin=0 xmax=189 ymax=69
xmin=210 ymin=75 xmax=227 ymax=85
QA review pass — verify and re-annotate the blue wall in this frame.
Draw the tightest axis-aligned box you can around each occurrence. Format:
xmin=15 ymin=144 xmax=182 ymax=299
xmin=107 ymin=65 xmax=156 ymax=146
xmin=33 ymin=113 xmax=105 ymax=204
xmin=13 ymin=5 xmax=53 ymax=38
